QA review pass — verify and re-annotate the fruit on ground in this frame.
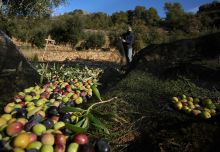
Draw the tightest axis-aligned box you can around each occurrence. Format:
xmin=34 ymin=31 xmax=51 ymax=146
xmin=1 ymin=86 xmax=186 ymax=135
xmin=27 ymin=141 xmax=42 ymax=150
xmin=192 ymin=109 xmax=201 ymax=116
xmin=73 ymin=133 xmax=89 ymax=145
xmin=4 ymin=105 xmax=14 ymax=113
xmin=41 ymin=133 xmax=55 ymax=145
xmin=67 ymin=143 xmax=79 ymax=152
xmin=75 ymin=97 xmax=83 ymax=104
xmin=193 ymin=98 xmax=200 ymax=104
xmin=32 ymin=124 xmax=46 ymax=135
xmin=28 ymin=133 xmax=38 ymax=143
xmin=40 ymin=144 xmax=54 ymax=152
xmin=6 ymin=121 xmax=23 ymax=136
xmin=54 ymin=121 xmax=65 ymax=130
xmin=174 ymin=102 xmax=183 ymax=110
xmin=14 ymin=147 xmax=25 ymax=152
xmin=13 ymin=133 xmax=30 ymax=149
xmin=95 ymin=139 xmax=110 ymax=152
xmin=25 ymin=95 xmax=33 ymax=102
xmin=17 ymin=118 xmax=28 ymax=125
xmin=0 ymin=118 xmax=7 ymax=127
xmin=172 ymin=97 xmax=178 ymax=103
xmin=55 ymin=134 xmax=66 ymax=145
xmin=1 ymin=114 xmax=12 ymax=121
xmin=182 ymin=94 xmax=186 ymax=99
xmin=55 ymin=144 xmax=65 ymax=152
xmin=201 ymin=111 xmax=211 ymax=119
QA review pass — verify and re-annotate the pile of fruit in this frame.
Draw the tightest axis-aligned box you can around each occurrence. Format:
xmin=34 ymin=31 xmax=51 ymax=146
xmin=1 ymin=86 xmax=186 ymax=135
xmin=0 ymin=78 xmax=110 ymax=152
xmin=171 ymin=95 xmax=218 ymax=119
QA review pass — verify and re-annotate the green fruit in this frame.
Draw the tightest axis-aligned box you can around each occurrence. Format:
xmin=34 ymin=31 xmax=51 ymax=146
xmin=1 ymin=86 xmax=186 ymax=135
xmin=174 ymin=102 xmax=182 ymax=110
xmin=202 ymin=99 xmax=212 ymax=106
xmin=54 ymin=121 xmax=65 ymax=130
xmin=206 ymin=103 xmax=216 ymax=109
xmin=27 ymin=141 xmax=42 ymax=150
xmin=27 ymin=105 xmax=36 ymax=112
xmin=45 ymin=129 xmax=54 ymax=133
xmin=182 ymin=94 xmax=187 ymax=99
xmin=18 ymin=92 xmax=25 ymax=97
xmin=25 ymin=95 xmax=33 ymax=102
xmin=193 ymin=98 xmax=200 ymax=104
xmin=201 ymin=111 xmax=211 ymax=119
xmin=62 ymin=97 xmax=69 ymax=103
xmin=210 ymin=109 xmax=216 ymax=116
xmin=75 ymin=97 xmax=83 ymax=104
xmin=187 ymin=97 xmax=193 ymax=102
xmin=27 ymin=106 xmax=42 ymax=118
xmin=36 ymin=99 xmax=46 ymax=107
xmin=14 ymin=148 xmax=25 ymax=152
xmin=27 ymin=102 xmax=35 ymax=107
xmin=183 ymin=106 xmax=191 ymax=114
xmin=172 ymin=97 xmax=178 ymax=103
xmin=67 ymin=92 xmax=74 ymax=98
xmin=32 ymin=124 xmax=46 ymax=135
xmin=0 ymin=117 xmax=7 ymax=127
xmin=33 ymin=94 xmax=40 ymax=100
xmin=1 ymin=114 xmax=12 ymax=121
xmin=49 ymin=99 xmax=55 ymax=103
xmin=67 ymin=143 xmax=79 ymax=152
xmin=40 ymin=144 xmax=54 ymax=152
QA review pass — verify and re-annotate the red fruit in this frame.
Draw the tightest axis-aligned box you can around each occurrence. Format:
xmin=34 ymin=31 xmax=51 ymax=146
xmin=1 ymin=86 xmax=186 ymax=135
xmin=65 ymin=85 xmax=72 ymax=92
xmin=18 ymin=102 xmax=26 ymax=107
xmin=6 ymin=121 xmax=24 ymax=136
xmin=62 ymin=92 xmax=68 ymax=96
xmin=73 ymin=133 xmax=89 ymax=145
xmin=29 ymin=133 xmax=38 ymax=143
xmin=51 ymin=115 xmax=60 ymax=122
xmin=55 ymin=134 xmax=66 ymax=145
xmin=55 ymin=144 xmax=65 ymax=152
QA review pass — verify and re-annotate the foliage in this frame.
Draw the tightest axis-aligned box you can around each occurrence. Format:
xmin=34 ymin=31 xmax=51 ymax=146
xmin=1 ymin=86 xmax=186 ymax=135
xmin=1 ymin=1 xmax=220 ymax=52
xmin=50 ymin=15 xmax=84 ymax=46
xmin=1 ymin=0 xmax=65 ymax=17
xmin=83 ymin=32 xmax=106 ymax=49
xmin=30 ymin=53 xmax=39 ymax=62
xmin=35 ymin=63 xmax=103 ymax=83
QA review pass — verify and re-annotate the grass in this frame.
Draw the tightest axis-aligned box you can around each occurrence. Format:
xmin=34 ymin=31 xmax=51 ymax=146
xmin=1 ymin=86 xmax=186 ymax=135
xmin=99 ymin=63 xmax=220 ymax=152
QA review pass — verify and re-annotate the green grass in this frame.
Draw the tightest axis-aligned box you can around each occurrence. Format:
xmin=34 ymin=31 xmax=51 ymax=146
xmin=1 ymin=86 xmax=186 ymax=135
xmin=100 ymin=66 xmax=220 ymax=152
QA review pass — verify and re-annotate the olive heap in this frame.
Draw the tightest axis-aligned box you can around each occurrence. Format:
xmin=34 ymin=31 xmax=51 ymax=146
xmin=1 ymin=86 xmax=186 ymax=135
xmin=0 ymin=78 xmax=110 ymax=152
xmin=171 ymin=95 xmax=218 ymax=119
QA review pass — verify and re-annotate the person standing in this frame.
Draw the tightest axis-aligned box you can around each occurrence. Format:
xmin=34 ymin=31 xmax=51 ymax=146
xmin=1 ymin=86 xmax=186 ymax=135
xmin=121 ymin=26 xmax=134 ymax=65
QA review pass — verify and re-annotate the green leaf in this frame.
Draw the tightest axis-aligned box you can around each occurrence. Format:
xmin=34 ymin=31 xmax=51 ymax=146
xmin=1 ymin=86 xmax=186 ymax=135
xmin=65 ymin=123 xmax=87 ymax=133
xmin=75 ymin=118 xmax=86 ymax=127
xmin=81 ymin=117 xmax=89 ymax=129
xmin=61 ymin=107 xmax=84 ymax=112
xmin=88 ymin=113 xmax=109 ymax=134
xmin=91 ymin=84 xmax=102 ymax=101
xmin=92 ymin=123 xmax=110 ymax=134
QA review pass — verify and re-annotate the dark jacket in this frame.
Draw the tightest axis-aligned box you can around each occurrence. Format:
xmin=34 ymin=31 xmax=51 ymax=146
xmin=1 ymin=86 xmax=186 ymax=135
xmin=122 ymin=31 xmax=134 ymax=48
